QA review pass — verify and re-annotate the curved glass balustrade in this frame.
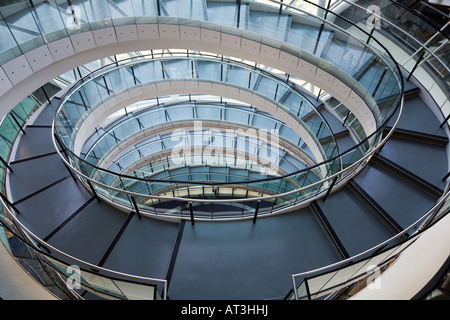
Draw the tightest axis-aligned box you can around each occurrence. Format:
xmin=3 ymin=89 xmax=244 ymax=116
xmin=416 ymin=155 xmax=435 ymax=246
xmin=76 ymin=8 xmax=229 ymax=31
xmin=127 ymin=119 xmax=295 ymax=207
xmin=85 ymin=99 xmax=323 ymax=173
xmin=54 ymin=53 xmax=339 ymax=218
xmin=52 ymin=63 xmax=400 ymax=220
xmin=56 ymin=54 xmax=335 ymax=162
xmin=39 ymin=0 xmax=406 ymax=219
xmin=0 ymin=0 xmax=404 ymax=125
xmin=103 ymin=129 xmax=305 ymax=176
xmin=324 ymin=0 xmax=449 ymax=126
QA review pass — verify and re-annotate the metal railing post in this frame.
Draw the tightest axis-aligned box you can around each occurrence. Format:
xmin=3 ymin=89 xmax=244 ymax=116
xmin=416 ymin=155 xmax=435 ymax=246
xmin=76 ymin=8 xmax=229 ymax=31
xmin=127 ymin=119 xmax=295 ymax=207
xmin=131 ymin=196 xmax=142 ymax=219
xmin=9 ymin=112 xmax=26 ymax=135
xmin=253 ymin=200 xmax=261 ymax=223
xmin=0 ymin=192 xmax=20 ymax=214
xmin=0 ymin=155 xmax=13 ymax=173
xmin=305 ymin=279 xmax=312 ymax=301
xmin=86 ymin=180 xmax=100 ymax=202
xmin=156 ymin=0 xmax=161 ymax=16
xmin=237 ymin=0 xmax=241 ymax=28
xmin=372 ymin=67 xmax=388 ymax=97
xmin=322 ymin=176 xmax=338 ymax=202
xmin=189 ymin=202 xmax=194 ymax=225
xmin=342 ymin=110 xmax=351 ymax=127
xmin=407 ymin=50 xmax=426 ymax=81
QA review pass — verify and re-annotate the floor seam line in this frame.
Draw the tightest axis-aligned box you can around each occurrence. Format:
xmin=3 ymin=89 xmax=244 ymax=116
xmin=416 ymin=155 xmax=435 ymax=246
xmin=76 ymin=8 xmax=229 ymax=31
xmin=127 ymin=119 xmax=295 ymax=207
xmin=12 ymin=175 xmax=70 ymax=206
xmin=42 ymin=196 xmax=96 ymax=242
xmin=166 ymin=220 xmax=186 ymax=289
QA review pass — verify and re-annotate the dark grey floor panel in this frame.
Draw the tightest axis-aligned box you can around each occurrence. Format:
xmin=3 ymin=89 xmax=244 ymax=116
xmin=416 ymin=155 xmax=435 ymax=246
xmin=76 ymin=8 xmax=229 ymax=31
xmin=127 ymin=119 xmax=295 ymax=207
xmin=15 ymin=177 xmax=92 ymax=239
xmin=102 ymin=215 xmax=179 ymax=280
xmin=388 ymin=96 xmax=446 ymax=137
xmin=46 ymin=200 xmax=129 ymax=265
xmin=353 ymin=163 xmax=436 ymax=229
xmin=318 ymin=187 xmax=394 ymax=256
xmin=13 ymin=126 xmax=57 ymax=161
xmin=31 ymin=99 xmax=59 ymax=126
xmin=9 ymin=154 xmax=69 ymax=202
xmin=379 ymin=137 xmax=447 ymax=190
xmin=168 ymin=209 xmax=339 ymax=300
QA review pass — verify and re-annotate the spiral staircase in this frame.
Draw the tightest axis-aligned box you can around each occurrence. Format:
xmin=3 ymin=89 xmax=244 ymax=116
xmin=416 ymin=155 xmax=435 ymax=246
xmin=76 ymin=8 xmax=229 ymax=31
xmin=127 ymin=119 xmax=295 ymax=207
xmin=0 ymin=0 xmax=449 ymax=300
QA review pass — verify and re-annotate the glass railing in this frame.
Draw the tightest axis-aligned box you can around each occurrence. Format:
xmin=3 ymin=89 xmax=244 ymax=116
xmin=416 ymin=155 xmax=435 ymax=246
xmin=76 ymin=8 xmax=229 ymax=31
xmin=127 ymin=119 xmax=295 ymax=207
xmin=100 ymin=129 xmax=307 ymax=176
xmin=0 ymin=0 xmax=403 ymax=128
xmin=85 ymin=99 xmax=322 ymax=173
xmin=53 ymin=53 xmax=342 ymax=219
xmin=289 ymin=188 xmax=450 ymax=300
xmin=326 ymin=0 xmax=449 ymax=129
xmin=52 ymin=50 xmax=400 ymax=220
xmin=55 ymin=53 xmax=335 ymax=164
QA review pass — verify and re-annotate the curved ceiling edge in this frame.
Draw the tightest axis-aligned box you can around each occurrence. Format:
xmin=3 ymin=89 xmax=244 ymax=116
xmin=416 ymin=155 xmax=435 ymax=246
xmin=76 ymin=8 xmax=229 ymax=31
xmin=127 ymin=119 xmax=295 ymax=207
xmin=0 ymin=23 xmax=379 ymax=137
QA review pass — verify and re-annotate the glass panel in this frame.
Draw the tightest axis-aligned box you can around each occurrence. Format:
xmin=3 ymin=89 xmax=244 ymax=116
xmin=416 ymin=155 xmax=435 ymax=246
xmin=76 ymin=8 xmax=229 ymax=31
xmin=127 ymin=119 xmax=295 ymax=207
xmin=31 ymin=1 xmax=68 ymax=42
xmin=112 ymin=279 xmax=156 ymax=300
xmin=295 ymin=280 xmax=310 ymax=300
xmin=0 ymin=2 xmax=45 ymax=53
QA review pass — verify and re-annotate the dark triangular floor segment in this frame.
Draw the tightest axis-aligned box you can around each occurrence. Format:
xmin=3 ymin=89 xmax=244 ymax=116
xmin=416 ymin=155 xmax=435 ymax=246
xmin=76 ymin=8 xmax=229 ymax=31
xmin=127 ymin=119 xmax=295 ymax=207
xmin=167 ymin=209 xmax=339 ymax=300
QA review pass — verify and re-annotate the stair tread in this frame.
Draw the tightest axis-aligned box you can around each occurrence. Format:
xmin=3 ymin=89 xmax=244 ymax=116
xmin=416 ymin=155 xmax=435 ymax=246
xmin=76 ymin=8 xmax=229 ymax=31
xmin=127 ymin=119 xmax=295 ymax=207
xmin=9 ymin=154 xmax=69 ymax=203
xmin=378 ymin=137 xmax=447 ymax=191
xmin=388 ymin=96 xmax=447 ymax=138
xmin=14 ymin=177 xmax=91 ymax=239
xmin=101 ymin=213 xmax=179 ymax=280
xmin=13 ymin=126 xmax=56 ymax=162
xmin=318 ymin=187 xmax=397 ymax=256
xmin=353 ymin=162 xmax=438 ymax=230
